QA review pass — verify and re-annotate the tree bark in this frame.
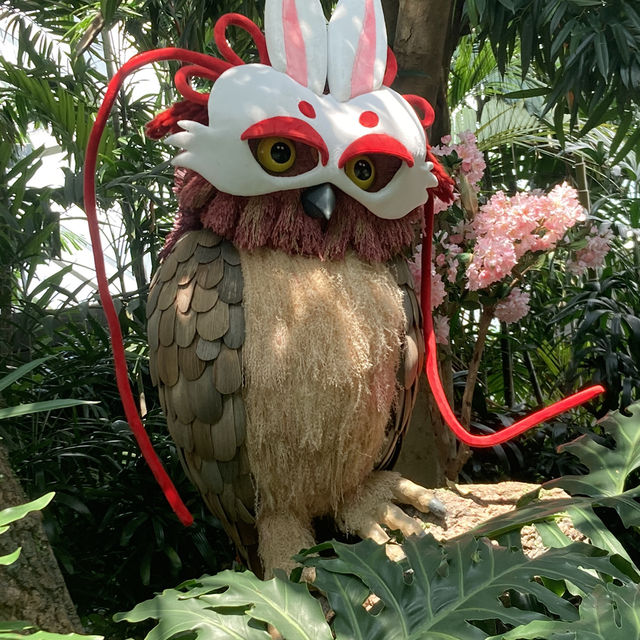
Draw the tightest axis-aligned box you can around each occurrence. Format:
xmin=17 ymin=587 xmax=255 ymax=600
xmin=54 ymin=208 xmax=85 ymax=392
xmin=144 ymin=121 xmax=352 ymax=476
xmin=0 ymin=443 xmax=83 ymax=633
xmin=392 ymin=0 xmax=461 ymax=144
xmin=391 ymin=0 xmax=465 ymax=487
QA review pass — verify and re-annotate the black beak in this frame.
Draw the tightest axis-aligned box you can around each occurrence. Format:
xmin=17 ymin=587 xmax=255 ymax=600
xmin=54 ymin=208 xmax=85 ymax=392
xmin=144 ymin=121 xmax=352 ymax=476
xmin=301 ymin=183 xmax=336 ymax=221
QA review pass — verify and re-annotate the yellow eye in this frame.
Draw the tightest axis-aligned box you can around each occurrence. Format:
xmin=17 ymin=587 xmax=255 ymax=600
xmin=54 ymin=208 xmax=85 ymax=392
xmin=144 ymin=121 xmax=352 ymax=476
xmin=345 ymin=155 xmax=375 ymax=190
xmin=256 ymin=137 xmax=296 ymax=173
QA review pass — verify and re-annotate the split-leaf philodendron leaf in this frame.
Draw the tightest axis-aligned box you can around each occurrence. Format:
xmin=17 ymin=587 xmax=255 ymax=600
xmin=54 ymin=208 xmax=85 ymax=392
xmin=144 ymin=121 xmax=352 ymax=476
xmin=305 ymin=536 xmax=633 ymax=640
xmin=470 ymin=402 xmax=640 ymax=567
xmin=115 ymin=570 xmax=332 ymax=640
xmin=489 ymin=582 xmax=640 ymax=640
xmin=117 ymin=403 xmax=640 ymax=639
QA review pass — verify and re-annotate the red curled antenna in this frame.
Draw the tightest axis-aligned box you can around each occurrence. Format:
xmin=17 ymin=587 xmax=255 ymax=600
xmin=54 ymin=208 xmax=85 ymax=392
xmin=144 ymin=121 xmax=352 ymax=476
xmin=421 ymin=194 xmax=605 ymax=447
xmin=214 ymin=13 xmax=271 ymax=65
xmin=174 ymin=60 xmax=233 ymax=104
xmin=84 ymin=47 xmax=240 ymax=526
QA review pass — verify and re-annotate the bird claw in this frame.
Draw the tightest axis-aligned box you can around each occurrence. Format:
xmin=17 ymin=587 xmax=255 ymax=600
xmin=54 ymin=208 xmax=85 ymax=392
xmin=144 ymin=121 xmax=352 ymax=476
xmin=425 ymin=495 xmax=447 ymax=519
xmin=341 ymin=472 xmax=447 ymax=554
xmin=391 ymin=476 xmax=447 ymax=520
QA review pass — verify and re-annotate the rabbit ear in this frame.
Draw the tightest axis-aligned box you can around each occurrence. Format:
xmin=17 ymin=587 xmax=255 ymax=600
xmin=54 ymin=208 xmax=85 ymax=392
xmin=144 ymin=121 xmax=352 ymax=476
xmin=327 ymin=0 xmax=387 ymax=102
xmin=264 ymin=0 xmax=327 ymax=95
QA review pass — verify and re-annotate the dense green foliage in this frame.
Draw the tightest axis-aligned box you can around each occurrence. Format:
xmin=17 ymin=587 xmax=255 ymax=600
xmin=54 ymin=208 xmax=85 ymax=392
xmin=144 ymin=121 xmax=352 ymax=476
xmin=466 ymin=0 xmax=640 ymax=148
xmin=0 ymin=0 xmax=639 ymax=635
xmin=118 ymin=539 xmax=639 ymax=639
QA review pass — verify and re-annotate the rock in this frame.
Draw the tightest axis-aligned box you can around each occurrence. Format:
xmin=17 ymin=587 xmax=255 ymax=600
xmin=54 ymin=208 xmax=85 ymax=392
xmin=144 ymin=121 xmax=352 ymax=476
xmin=412 ymin=481 xmax=584 ymax=557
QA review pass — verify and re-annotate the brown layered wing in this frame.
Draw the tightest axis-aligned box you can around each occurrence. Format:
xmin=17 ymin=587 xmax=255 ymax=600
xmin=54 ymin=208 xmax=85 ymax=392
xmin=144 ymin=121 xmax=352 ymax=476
xmin=376 ymin=256 xmax=425 ymax=470
xmin=147 ymin=229 xmax=259 ymax=570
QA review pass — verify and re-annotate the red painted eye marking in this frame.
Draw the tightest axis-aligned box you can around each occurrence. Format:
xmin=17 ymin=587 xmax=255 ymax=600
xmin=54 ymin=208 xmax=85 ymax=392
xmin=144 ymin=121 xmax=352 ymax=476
xmin=241 ymin=117 xmax=329 ymax=166
xmin=338 ymin=134 xmax=414 ymax=168
xmin=298 ymin=101 xmax=316 ymax=119
xmin=359 ymin=111 xmax=379 ymax=128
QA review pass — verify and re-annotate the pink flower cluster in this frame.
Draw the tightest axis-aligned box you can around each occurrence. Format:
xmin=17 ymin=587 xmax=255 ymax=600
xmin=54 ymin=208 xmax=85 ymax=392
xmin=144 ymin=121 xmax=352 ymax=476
xmin=494 ymin=287 xmax=531 ymax=324
xmin=466 ymin=234 xmax=517 ymax=291
xmin=434 ymin=131 xmax=486 ymax=189
xmin=434 ymin=314 xmax=450 ymax=345
xmin=431 ymin=131 xmax=486 ymax=215
xmin=435 ymin=238 xmax=463 ymax=283
xmin=431 ymin=268 xmax=447 ymax=310
xmin=408 ymin=244 xmax=447 ymax=310
xmin=567 ymin=226 xmax=613 ymax=276
xmin=466 ymin=183 xmax=585 ymax=290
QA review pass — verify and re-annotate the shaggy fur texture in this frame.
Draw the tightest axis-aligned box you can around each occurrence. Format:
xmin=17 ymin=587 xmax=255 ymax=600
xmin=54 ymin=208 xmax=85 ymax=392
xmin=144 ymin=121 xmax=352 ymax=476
xmin=161 ymin=170 xmax=423 ymax=262
xmin=338 ymin=471 xmax=401 ymax=534
xmin=240 ymin=248 xmax=406 ymax=571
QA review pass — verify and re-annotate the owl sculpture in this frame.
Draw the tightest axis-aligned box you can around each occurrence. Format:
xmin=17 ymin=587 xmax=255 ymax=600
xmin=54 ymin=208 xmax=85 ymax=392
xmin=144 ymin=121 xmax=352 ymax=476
xmin=83 ymin=0 xmax=605 ymax=579
xmin=145 ymin=0 xmax=449 ymax=576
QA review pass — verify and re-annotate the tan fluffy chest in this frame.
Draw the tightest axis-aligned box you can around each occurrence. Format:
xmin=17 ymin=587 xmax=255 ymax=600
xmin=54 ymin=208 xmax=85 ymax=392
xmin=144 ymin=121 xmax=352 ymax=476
xmin=239 ymin=248 xmax=405 ymax=516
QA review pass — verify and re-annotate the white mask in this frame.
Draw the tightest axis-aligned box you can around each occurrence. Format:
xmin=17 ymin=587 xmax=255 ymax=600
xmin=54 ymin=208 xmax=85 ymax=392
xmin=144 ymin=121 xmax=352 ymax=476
xmin=166 ymin=0 xmax=437 ymax=220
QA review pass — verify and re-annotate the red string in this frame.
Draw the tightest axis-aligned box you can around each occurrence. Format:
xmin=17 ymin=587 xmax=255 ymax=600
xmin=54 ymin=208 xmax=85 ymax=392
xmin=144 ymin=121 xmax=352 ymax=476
xmin=174 ymin=60 xmax=232 ymax=104
xmin=83 ymin=47 xmax=233 ymax=526
xmin=214 ymin=13 xmax=271 ymax=66
xmin=421 ymin=195 xmax=605 ymax=447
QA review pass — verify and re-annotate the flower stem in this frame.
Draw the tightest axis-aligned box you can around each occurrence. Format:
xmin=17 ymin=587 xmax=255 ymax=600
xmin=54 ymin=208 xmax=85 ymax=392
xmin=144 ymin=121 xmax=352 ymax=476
xmin=461 ymin=305 xmax=495 ymax=428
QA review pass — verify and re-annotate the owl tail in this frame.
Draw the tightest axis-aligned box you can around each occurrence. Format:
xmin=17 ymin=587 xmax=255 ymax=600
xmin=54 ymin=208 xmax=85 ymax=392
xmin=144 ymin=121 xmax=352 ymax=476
xmin=421 ymin=186 xmax=605 ymax=448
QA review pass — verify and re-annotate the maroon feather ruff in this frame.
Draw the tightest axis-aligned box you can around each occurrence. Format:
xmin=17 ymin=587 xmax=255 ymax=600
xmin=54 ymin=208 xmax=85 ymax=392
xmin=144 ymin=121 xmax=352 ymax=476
xmin=161 ymin=170 xmax=424 ymax=263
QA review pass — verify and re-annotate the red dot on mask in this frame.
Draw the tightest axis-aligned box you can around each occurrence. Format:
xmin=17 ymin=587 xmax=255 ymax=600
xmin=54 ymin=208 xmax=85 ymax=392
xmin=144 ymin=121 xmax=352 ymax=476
xmin=298 ymin=101 xmax=316 ymax=118
xmin=359 ymin=111 xmax=379 ymax=128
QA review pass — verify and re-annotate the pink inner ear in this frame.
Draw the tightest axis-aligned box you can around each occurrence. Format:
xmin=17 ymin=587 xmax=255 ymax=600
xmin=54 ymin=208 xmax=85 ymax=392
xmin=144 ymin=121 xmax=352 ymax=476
xmin=351 ymin=0 xmax=377 ymax=98
xmin=283 ymin=0 xmax=308 ymax=87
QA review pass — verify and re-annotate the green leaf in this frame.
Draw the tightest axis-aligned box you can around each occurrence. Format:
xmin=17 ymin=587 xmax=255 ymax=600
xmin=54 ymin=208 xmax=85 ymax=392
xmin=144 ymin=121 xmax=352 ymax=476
xmin=197 ymin=571 xmax=333 ymax=640
xmin=594 ymin=31 xmax=610 ymax=78
xmin=612 ymin=125 xmax=640 ymax=164
xmin=501 ymin=87 xmax=549 ymax=99
xmin=0 ymin=357 xmax=51 ymax=393
xmin=0 ymin=632 xmax=102 ymax=640
xmin=0 ymin=493 xmax=54 ymax=528
xmin=303 ymin=536 xmax=633 ymax=640
xmin=520 ymin=14 xmax=534 ymax=78
xmin=0 ymin=547 xmax=22 ymax=566
xmin=116 ymin=572 xmax=333 ymax=640
xmin=117 ymin=587 xmax=273 ymax=639
xmin=551 ymin=20 xmax=575 ymax=59
xmin=611 ymin=23 xmax=632 ymax=65
xmin=490 ymin=582 xmax=640 ymax=639
xmin=0 ymin=622 xmax=30 ymax=633
xmin=579 ymin=89 xmax=615 ymax=136
xmin=553 ymin=101 xmax=566 ymax=146
xmin=0 ymin=399 xmax=98 ymax=420
xmin=547 ymin=404 xmax=640 ymax=497
xmin=535 ymin=520 xmax=572 ymax=548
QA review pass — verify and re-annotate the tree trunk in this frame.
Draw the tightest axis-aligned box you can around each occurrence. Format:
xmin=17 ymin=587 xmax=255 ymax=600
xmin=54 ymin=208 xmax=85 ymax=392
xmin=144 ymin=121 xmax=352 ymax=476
xmin=395 ymin=372 xmax=458 ymax=487
xmin=0 ymin=443 xmax=83 ymax=633
xmin=389 ymin=0 xmax=466 ymax=487
xmin=392 ymin=0 xmax=461 ymax=144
